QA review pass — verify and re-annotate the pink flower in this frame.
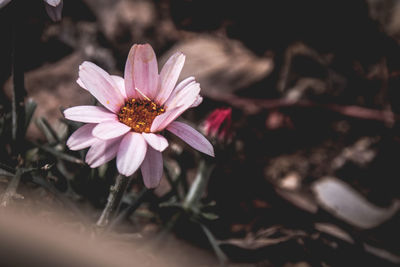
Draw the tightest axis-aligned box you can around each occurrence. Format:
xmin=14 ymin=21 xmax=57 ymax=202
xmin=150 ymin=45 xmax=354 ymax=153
xmin=202 ymin=108 xmax=232 ymax=143
xmin=64 ymin=44 xmax=214 ymax=188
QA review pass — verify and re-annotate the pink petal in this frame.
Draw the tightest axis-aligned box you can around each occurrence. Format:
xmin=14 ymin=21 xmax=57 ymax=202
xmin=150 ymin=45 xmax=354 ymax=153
xmin=111 ymin=75 xmax=127 ymax=99
xmin=76 ymin=78 xmax=87 ymax=90
xmin=133 ymin=44 xmax=159 ymax=99
xmin=156 ymin=52 xmax=185 ymax=105
xmin=167 ymin=121 xmax=214 ymax=157
xmin=150 ymin=107 xmax=180 ymax=132
xmin=166 ymin=82 xmax=200 ymax=109
xmin=150 ymin=83 xmax=200 ymax=132
xmin=66 ymin=124 xmax=98 ymax=150
xmin=163 ymin=76 xmax=195 ymax=108
xmin=116 ymin=132 xmax=147 ymax=176
xmin=124 ymin=44 xmax=140 ymax=99
xmin=45 ymin=0 xmax=63 ymax=22
xmin=190 ymin=95 xmax=203 ymax=108
xmin=142 ymin=133 xmax=168 ymax=152
xmin=85 ymin=137 xmax=122 ymax=168
xmin=92 ymin=121 xmax=131 ymax=140
xmin=141 ymin=145 xmax=163 ymax=188
xmin=79 ymin=61 xmax=125 ymax=113
xmin=64 ymin=106 xmax=117 ymax=123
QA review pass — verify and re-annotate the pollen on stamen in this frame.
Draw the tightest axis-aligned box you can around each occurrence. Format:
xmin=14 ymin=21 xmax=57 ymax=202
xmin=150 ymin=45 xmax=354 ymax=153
xmin=118 ymin=98 xmax=165 ymax=133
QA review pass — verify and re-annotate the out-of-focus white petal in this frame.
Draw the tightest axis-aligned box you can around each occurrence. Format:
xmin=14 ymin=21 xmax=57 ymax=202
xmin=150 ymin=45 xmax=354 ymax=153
xmin=141 ymin=145 xmax=163 ymax=188
xmin=66 ymin=124 xmax=98 ymax=150
xmin=0 ymin=0 xmax=12 ymax=9
xmin=116 ymin=132 xmax=147 ymax=176
xmin=92 ymin=121 xmax=131 ymax=140
xmin=167 ymin=121 xmax=214 ymax=157
xmin=156 ymin=52 xmax=185 ymax=105
xmin=44 ymin=0 xmax=61 ymax=7
xmin=45 ymin=0 xmax=63 ymax=22
xmin=63 ymin=106 xmax=117 ymax=123
xmin=142 ymin=133 xmax=168 ymax=152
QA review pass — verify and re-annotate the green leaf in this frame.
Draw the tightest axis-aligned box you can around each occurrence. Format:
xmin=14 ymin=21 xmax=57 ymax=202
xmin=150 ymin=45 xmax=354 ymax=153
xmin=24 ymin=98 xmax=37 ymax=131
xmin=200 ymin=212 xmax=219 ymax=221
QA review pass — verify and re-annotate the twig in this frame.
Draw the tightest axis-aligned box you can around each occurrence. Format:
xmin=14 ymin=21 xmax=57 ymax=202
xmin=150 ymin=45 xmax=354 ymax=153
xmin=205 ymin=90 xmax=399 ymax=124
xmin=1 ymin=169 xmax=24 ymax=207
xmin=96 ymin=174 xmax=129 ymax=228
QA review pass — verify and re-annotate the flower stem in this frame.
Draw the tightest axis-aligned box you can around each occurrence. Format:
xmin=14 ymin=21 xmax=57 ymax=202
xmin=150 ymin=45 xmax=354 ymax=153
xmin=183 ymin=158 xmax=215 ymax=210
xmin=96 ymin=174 xmax=129 ymax=228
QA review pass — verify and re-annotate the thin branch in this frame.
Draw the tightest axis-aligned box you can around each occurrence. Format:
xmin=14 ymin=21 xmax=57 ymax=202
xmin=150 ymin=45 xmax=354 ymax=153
xmin=205 ymin=90 xmax=399 ymax=124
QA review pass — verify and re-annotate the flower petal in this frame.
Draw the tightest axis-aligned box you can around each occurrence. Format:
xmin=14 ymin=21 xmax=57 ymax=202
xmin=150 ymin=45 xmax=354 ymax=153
xmin=150 ymin=107 xmax=180 ymax=132
xmin=124 ymin=44 xmax=140 ymax=99
xmin=92 ymin=121 xmax=131 ymax=140
xmin=150 ymin=83 xmax=200 ymax=132
xmin=141 ymin=145 xmax=163 ymax=188
xmin=167 ymin=121 xmax=214 ymax=157
xmin=134 ymin=44 xmax=159 ymax=99
xmin=44 ymin=0 xmax=61 ymax=7
xmin=156 ymin=52 xmax=185 ymax=105
xmin=45 ymin=0 xmax=63 ymax=21
xmin=76 ymin=78 xmax=87 ymax=90
xmin=142 ymin=133 xmax=168 ymax=152
xmin=85 ymin=137 xmax=122 ymax=168
xmin=163 ymin=76 xmax=195 ymax=108
xmin=111 ymin=75 xmax=127 ymax=99
xmin=64 ymin=106 xmax=117 ymax=123
xmin=79 ymin=61 xmax=125 ymax=113
xmin=190 ymin=95 xmax=203 ymax=108
xmin=166 ymin=82 xmax=200 ymax=109
xmin=116 ymin=132 xmax=147 ymax=176
xmin=0 ymin=0 xmax=12 ymax=9
xmin=66 ymin=124 xmax=98 ymax=150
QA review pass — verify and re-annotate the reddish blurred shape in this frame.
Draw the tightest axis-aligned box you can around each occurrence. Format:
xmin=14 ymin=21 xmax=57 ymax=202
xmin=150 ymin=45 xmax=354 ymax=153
xmin=265 ymin=110 xmax=293 ymax=130
xmin=203 ymin=107 xmax=232 ymax=143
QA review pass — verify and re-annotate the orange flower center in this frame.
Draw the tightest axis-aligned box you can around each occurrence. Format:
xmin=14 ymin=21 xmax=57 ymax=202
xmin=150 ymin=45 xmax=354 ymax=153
xmin=118 ymin=99 xmax=165 ymax=133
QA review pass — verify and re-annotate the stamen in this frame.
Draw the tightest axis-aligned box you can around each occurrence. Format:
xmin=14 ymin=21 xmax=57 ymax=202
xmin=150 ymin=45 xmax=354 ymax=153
xmin=118 ymin=98 xmax=165 ymax=133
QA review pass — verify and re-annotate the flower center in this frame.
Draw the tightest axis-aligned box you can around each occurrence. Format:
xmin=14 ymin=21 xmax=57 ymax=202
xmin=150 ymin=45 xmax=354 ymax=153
xmin=118 ymin=99 xmax=165 ymax=133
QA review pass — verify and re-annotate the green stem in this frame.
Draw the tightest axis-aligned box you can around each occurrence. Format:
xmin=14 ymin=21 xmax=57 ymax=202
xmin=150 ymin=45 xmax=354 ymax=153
xmin=96 ymin=175 xmax=129 ymax=228
xmin=183 ymin=159 xmax=215 ymax=210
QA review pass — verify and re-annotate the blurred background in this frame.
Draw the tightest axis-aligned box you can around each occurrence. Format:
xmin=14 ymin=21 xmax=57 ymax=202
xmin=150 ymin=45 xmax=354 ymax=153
xmin=1 ymin=0 xmax=400 ymax=266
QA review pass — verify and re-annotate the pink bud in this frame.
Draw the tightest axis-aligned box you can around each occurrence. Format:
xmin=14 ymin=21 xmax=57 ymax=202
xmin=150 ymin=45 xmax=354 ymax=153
xmin=203 ymin=108 xmax=232 ymax=143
